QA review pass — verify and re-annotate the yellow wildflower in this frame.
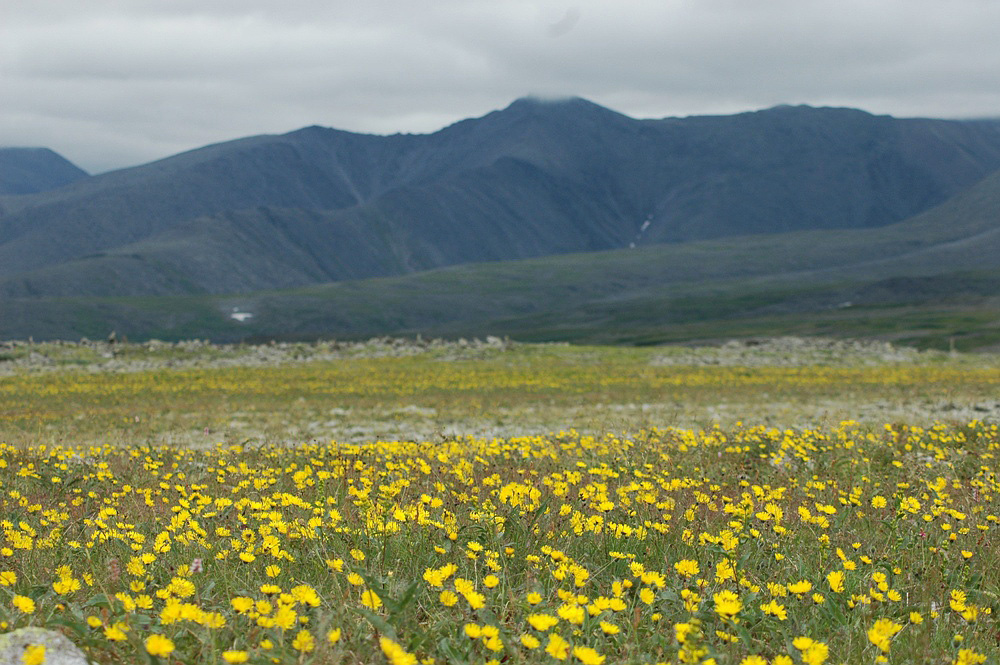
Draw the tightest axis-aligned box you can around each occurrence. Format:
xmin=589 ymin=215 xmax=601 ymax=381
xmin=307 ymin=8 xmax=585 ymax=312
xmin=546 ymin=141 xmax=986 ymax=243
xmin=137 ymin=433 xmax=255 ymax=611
xmin=867 ymin=618 xmax=903 ymax=652
xmin=22 ymin=645 xmax=45 ymax=665
xmin=573 ymin=646 xmax=605 ymax=665
xmin=291 ymin=629 xmax=315 ymax=653
xmin=380 ymin=637 xmax=417 ymax=665
xmin=145 ymin=635 xmax=175 ymax=658
xmin=12 ymin=595 xmax=35 ymax=614
xmin=545 ymin=633 xmax=570 ymax=660
xmin=527 ymin=612 xmax=560 ymax=631
xmin=713 ymin=590 xmax=741 ymax=618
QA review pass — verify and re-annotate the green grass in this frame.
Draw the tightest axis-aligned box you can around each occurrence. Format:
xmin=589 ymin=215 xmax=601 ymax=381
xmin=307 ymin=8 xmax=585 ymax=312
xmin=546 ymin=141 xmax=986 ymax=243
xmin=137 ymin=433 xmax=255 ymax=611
xmin=2 ymin=340 xmax=999 ymax=663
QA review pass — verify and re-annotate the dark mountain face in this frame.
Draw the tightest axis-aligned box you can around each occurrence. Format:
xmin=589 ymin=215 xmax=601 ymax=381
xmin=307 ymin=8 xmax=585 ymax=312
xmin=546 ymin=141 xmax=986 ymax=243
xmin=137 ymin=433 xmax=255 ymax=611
xmin=0 ymin=147 xmax=89 ymax=195
xmin=3 ymin=98 xmax=1000 ymax=298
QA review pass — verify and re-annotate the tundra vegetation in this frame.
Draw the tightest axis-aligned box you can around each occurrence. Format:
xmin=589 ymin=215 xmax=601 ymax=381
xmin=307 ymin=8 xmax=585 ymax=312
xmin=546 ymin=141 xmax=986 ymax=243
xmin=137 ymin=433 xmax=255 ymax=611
xmin=0 ymin=337 xmax=997 ymax=664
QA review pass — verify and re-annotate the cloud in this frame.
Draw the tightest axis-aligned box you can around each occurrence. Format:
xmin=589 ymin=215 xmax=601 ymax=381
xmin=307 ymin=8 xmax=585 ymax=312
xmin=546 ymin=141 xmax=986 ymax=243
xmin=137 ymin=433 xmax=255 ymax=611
xmin=2 ymin=0 xmax=999 ymax=173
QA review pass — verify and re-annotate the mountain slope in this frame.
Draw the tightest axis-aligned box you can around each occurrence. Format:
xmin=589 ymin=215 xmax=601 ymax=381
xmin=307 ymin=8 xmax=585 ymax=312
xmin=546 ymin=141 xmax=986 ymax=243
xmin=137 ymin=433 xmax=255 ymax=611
xmin=0 ymin=147 xmax=88 ymax=196
xmin=3 ymin=160 xmax=1000 ymax=347
xmin=3 ymin=98 xmax=1000 ymax=297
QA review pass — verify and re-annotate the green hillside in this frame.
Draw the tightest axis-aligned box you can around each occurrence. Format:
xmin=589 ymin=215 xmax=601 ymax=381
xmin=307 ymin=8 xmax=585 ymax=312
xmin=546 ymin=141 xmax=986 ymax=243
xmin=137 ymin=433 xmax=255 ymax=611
xmin=4 ymin=99 xmax=1000 ymax=298
xmin=3 ymin=165 xmax=999 ymax=349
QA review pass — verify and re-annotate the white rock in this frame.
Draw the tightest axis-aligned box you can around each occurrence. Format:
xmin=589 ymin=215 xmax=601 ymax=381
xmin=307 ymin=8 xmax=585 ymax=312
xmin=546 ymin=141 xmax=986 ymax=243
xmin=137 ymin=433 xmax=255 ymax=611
xmin=0 ymin=627 xmax=89 ymax=665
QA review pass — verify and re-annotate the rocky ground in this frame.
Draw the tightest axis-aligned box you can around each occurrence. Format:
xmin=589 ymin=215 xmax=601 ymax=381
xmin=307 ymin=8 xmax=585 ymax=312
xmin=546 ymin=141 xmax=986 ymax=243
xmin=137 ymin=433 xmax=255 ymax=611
xmin=2 ymin=334 xmax=980 ymax=375
xmin=0 ymin=335 xmax=514 ymax=375
xmin=4 ymin=336 xmax=998 ymax=445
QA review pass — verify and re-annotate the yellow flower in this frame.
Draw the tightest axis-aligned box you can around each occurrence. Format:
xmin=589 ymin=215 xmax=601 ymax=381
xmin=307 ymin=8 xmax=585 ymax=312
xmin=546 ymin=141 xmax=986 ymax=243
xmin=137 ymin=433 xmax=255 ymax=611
xmin=12 ymin=595 xmax=35 ymax=614
xmin=265 ymin=564 xmax=281 ymax=577
xmin=484 ymin=634 xmax=503 ymax=652
xmin=527 ymin=613 xmax=559 ymax=631
xmin=526 ymin=592 xmax=543 ymax=605
xmin=350 ymin=548 xmax=365 ymax=561
xmin=290 ymin=584 xmax=320 ymax=607
xmin=867 ymin=618 xmax=903 ymax=652
xmin=521 ymin=634 xmax=541 ymax=649
xmin=222 ymin=651 xmax=249 ymax=664
xmin=362 ymin=589 xmax=383 ymax=610
xmin=167 ymin=576 xmax=195 ymax=598
xmin=483 ymin=574 xmax=500 ymax=589
xmin=961 ymin=604 xmax=979 ymax=622
xmin=953 ymin=648 xmax=987 ymax=665
xmin=291 ymin=629 xmax=315 ymax=653
xmin=0 ymin=571 xmax=16 ymax=586
xmin=639 ymin=587 xmax=655 ymax=605
xmin=327 ymin=628 xmax=342 ymax=645
xmin=464 ymin=623 xmax=482 ymax=639
xmin=145 ymin=634 xmax=175 ymax=658
xmin=675 ymin=621 xmax=697 ymax=644
xmin=740 ymin=657 xmax=768 ymax=665
xmin=231 ymin=596 xmax=253 ymax=613
xmin=760 ymin=600 xmax=787 ymax=620
xmin=792 ymin=637 xmax=828 ymax=665
xmin=545 ymin=633 xmax=570 ymax=660
xmin=787 ymin=580 xmax=812 ymax=594
xmin=104 ymin=621 xmax=128 ymax=641
xmin=714 ymin=559 xmax=736 ymax=583
xmin=380 ymin=636 xmax=417 ymax=665
xmin=439 ymin=590 xmax=459 ymax=607
xmin=909 ymin=611 xmax=923 ymax=624
xmin=599 ymin=621 xmax=619 ymax=635
xmin=22 ymin=645 xmax=45 ymax=665
xmin=826 ymin=570 xmax=844 ymax=593
xmin=713 ymin=590 xmax=741 ymax=618
xmin=674 ymin=559 xmax=700 ymax=577
xmin=271 ymin=604 xmax=297 ymax=630
xmin=463 ymin=590 xmax=486 ymax=610
xmin=573 ymin=646 xmax=605 ymax=665
xmin=557 ymin=603 xmax=586 ymax=624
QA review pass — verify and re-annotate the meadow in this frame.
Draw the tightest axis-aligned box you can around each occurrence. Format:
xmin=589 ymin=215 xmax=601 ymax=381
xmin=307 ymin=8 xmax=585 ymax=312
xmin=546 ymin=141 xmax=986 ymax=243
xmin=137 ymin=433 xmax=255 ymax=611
xmin=0 ymin=338 xmax=998 ymax=664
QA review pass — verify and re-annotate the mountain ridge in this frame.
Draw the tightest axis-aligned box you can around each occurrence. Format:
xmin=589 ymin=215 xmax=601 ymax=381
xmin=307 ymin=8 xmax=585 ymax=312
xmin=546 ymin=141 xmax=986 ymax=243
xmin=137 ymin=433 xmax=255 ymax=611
xmin=0 ymin=147 xmax=89 ymax=196
xmin=3 ymin=97 xmax=1000 ymax=326
xmin=3 ymin=158 xmax=1000 ymax=348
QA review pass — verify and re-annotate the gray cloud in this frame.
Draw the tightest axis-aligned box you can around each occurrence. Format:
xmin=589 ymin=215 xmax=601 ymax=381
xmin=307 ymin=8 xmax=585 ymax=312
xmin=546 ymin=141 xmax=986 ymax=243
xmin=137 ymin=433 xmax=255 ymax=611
xmin=2 ymin=0 xmax=999 ymax=173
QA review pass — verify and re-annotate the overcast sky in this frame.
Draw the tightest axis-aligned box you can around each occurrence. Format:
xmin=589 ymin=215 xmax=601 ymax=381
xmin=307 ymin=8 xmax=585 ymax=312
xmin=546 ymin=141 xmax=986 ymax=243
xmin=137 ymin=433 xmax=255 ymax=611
xmin=3 ymin=0 xmax=1000 ymax=174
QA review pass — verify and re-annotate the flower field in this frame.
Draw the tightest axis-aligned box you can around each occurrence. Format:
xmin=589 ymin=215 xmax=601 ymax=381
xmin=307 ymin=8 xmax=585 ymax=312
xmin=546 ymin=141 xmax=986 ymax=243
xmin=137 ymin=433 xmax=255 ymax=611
xmin=1 ymin=340 xmax=998 ymax=664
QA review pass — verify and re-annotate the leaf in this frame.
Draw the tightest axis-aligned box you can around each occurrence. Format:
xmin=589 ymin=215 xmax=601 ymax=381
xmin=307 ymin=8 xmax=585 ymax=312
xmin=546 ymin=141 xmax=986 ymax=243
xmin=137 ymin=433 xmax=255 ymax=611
xmin=388 ymin=580 xmax=420 ymax=617
xmin=355 ymin=607 xmax=397 ymax=640
xmin=731 ymin=619 xmax=754 ymax=650
xmin=44 ymin=615 xmax=89 ymax=637
xmin=437 ymin=637 xmax=469 ymax=665
xmin=83 ymin=593 xmax=112 ymax=608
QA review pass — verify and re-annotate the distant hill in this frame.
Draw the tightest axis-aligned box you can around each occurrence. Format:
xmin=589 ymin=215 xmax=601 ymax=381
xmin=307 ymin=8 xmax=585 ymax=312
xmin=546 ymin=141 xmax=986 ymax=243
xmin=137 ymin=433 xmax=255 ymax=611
xmin=4 ymin=97 xmax=1000 ymax=298
xmin=0 ymin=147 xmax=88 ymax=196
xmin=3 ymin=161 xmax=1000 ymax=349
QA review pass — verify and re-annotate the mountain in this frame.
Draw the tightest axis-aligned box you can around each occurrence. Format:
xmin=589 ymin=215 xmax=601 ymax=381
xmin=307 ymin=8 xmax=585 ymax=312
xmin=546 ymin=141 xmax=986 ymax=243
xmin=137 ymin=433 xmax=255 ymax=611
xmin=0 ymin=147 xmax=89 ymax=196
xmin=3 ymin=160 xmax=1000 ymax=349
xmin=4 ymin=97 xmax=1000 ymax=298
